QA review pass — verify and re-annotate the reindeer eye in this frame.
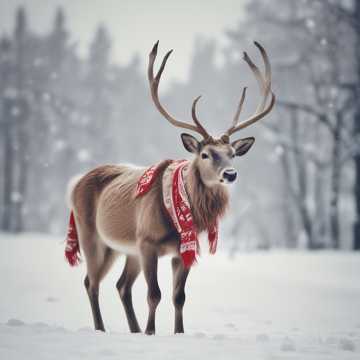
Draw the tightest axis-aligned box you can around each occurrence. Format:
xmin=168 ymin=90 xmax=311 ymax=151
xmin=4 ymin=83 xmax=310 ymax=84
xmin=201 ymin=153 xmax=209 ymax=159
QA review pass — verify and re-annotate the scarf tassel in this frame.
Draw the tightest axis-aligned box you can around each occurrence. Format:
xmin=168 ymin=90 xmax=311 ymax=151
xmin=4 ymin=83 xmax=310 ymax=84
xmin=65 ymin=211 xmax=81 ymax=266
xmin=181 ymin=251 xmax=197 ymax=268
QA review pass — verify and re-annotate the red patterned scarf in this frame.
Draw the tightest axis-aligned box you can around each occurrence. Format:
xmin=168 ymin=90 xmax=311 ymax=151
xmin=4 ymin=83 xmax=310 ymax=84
xmin=135 ymin=160 xmax=218 ymax=268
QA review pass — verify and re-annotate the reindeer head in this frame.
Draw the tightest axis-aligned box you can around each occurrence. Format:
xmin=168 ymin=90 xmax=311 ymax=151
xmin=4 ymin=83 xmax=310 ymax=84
xmin=148 ymin=41 xmax=275 ymax=187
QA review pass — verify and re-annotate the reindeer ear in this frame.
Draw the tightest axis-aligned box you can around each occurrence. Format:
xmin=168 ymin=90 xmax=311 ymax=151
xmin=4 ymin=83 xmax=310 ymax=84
xmin=231 ymin=137 xmax=255 ymax=156
xmin=181 ymin=133 xmax=200 ymax=154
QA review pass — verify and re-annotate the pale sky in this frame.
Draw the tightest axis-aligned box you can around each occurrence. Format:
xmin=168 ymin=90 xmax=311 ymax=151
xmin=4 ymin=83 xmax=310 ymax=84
xmin=0 ymin=0 xmax=246 ymax=83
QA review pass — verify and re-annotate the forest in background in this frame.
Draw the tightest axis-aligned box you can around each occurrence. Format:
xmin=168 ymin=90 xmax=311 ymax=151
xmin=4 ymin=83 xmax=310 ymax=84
xmin=0 ymin=0 xmax=359 ymax=251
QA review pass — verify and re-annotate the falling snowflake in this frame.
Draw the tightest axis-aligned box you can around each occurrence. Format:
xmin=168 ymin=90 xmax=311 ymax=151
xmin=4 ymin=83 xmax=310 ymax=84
xmin=274 ymin=145 xmax=284 ymax=157
xmin=77 ymin=149 xmax=91 ymax=162
xmin=54 ymin=139 xmax=66 ymax=152
xmin=11 ymin=192 xmax=23 ymax=203
xmin=42 ymin=93 xmax=51 ymax=102
xmin=11 ymin=106 xmax=21 ymax=117
xmin=305 ymin=18 xmax=315 ymax=29
xmin=33 ymin=58 xmax=45 ymax=67
xmin=330 ymin=87 xmax=338 ymax=98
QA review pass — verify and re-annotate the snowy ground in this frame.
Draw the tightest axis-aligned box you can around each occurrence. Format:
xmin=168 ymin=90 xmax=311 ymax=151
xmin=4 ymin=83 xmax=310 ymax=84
xmin=0 ymin=233 xmax=360 ymax=359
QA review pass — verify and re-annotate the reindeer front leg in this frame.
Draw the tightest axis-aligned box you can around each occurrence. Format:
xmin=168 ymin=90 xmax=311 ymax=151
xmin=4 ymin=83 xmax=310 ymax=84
xmin=172 ymin=257 xmax=190 ymax=333
xmin=116 ymin=255 xmax=141 ymax=333
xmin=139 ymin=240 xmax=161 ymax=335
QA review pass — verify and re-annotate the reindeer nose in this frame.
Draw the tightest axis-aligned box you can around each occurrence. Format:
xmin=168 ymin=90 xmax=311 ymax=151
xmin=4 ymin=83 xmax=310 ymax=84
xmin=222 ymin=168 xmax=237 ymax=183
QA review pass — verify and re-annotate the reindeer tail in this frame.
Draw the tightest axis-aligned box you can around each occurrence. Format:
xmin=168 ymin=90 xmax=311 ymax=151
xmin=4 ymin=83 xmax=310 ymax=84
xmin=65 ymin=211 xmax=81 ymax=266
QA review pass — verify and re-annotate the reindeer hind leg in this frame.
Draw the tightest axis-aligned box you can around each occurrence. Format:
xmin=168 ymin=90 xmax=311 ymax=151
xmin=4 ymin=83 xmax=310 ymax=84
xmin=83 ymin=243 xmax=118 ymax=332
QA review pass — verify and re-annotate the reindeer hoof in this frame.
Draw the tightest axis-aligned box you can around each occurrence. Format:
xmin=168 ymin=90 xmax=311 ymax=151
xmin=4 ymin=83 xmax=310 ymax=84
xmin=130 ymin=328 xmax=141 ymax=334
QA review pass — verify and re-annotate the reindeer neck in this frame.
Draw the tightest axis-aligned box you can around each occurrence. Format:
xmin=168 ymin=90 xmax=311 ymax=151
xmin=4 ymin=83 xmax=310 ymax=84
xmin=185 ymin=160 xmax=229 ymax=232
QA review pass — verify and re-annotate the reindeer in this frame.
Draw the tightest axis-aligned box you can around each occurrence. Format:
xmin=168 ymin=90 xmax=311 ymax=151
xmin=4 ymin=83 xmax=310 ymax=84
xmin=67 ymin=41 xmax=275 ymax=334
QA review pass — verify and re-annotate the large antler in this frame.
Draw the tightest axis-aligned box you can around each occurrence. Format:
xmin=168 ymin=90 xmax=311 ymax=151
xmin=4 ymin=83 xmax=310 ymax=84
xmin=148 ymin=41 xmax=210 ymax=139
xmin=224 ymin=41 xmax=276 ymax=138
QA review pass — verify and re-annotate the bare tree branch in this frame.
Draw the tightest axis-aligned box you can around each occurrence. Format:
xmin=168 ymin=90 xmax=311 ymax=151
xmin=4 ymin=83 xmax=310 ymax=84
xmin=276 ymin=100 xmax=335 ymax=134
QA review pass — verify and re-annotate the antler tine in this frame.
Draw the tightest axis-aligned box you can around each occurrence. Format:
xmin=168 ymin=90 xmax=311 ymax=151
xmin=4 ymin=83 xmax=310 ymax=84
xmin=230 ymin=93 xmax=275 ymax=133
xmin=148 ymin=41 xmax=210 ymax=138
xmin=225 ymin=41 xmax=275 ymax=137
xmin=232 ymin=87 xmax=247 ymax=128
xmin=191 ymin=96 xmax=210 ymax=138
xmin=254 ymin=41 xmax=271 ymax=85
xmin=221 ymin=87 xmax=248 ymax=142
xmin=243 ymin=51 xmax=268 ymax=114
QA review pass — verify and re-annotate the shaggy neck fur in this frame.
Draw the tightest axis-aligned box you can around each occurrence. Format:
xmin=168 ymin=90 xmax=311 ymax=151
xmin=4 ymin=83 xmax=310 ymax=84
xmin=185 ymin=160 xmax=229 ymax=232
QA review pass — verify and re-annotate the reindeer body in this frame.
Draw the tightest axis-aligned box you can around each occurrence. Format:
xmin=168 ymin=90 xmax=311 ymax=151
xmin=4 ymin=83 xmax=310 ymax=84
xmin=65 ymin=40 xmax=275 ymax=334
xmin=70 ymin=160 xmax=229 ymax=333
xmin=72 ymin=161 xmax=229 ymax=258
